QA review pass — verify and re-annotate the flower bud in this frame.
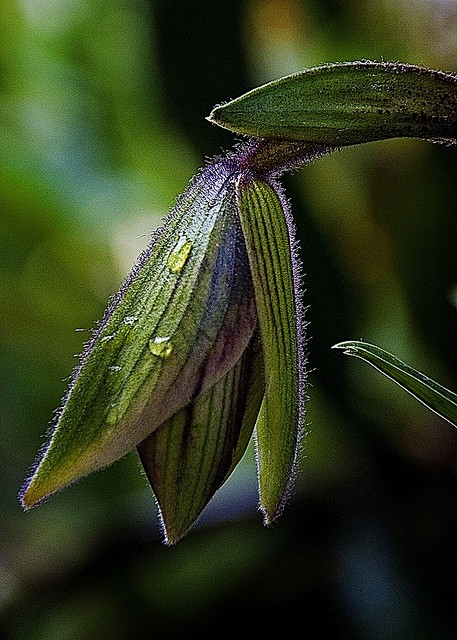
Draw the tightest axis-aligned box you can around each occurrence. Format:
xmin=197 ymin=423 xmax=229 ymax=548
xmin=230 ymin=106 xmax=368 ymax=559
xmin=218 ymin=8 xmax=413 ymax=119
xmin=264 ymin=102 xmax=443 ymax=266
xmin=21 ymin=158 xmax=258 ymax=513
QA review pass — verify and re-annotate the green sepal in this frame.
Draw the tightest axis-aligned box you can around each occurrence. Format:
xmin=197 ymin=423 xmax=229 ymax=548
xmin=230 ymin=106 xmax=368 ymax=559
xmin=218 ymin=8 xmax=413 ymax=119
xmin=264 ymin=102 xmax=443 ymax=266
xmin=209 ymin=61 xmax=457 ymax=145
xmin=333 ymin=341 xmax=457 ymax=428
xmin=21 ymin=161 xmax=257 ymax=509
xmin=138 ymin=331 xmax=264 ymax=545
xmin=236 ymin=177 xmax=306 ymax=523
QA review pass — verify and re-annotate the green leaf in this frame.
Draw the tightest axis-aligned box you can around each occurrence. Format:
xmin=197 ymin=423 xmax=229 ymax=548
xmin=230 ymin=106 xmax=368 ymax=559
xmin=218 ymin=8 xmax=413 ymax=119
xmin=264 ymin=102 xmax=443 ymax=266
xmin=236 ymin=177 xmax=306 ymax=523
xmin=333 ymin=341 xmax=457 ymax=428
xmin=209 ymin=61 xmax=457 ymax=145
xmin=138 ymin=331 xmax=264 ymax=545
xmin=21 ymin=160 xmax=257 ymax=509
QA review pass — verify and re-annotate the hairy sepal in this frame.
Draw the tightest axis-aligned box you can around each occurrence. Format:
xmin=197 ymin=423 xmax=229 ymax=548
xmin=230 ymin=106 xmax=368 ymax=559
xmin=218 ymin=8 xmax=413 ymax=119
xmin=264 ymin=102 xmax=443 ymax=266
xmin=21 ymin=160 xmax=257 ymax=509
xmin=236 ymin=176 xmax=306 ymax=523
xmin=138 ymin=330 xmax=264 ymax=545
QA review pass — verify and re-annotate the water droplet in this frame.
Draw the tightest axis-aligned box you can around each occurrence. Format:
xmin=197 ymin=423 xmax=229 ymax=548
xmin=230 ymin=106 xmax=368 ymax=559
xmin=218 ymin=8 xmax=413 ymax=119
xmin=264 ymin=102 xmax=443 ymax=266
xmin=149 ymin=335 xmax=174 ymax=359
xmin=167 ymin=236 xmax=192 ymax=274
xmin=106 ymin=393 xmax=132 ymax=425
xmin=101 ymin=334 xmax=116 ymax=343
xmin=124 ymin=316 xmax=138 ymax=326
xmin=108 ymin=365 xmax=123 ymax=373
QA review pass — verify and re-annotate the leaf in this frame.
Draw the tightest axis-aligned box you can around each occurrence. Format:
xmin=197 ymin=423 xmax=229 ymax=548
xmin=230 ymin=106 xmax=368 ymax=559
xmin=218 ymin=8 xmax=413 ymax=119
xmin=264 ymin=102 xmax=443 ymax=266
xmin=138 ymin=331 xmax=264 ymax=545
xmin=208 ymin=61 xmax=457 ymax=145
xmin=236 ymin=176 xmax=306 ymax=523
xmin=21 ymin=160 xmax=257 ymax=509
xmin=333 ymin=341 xmax=457 ymax=428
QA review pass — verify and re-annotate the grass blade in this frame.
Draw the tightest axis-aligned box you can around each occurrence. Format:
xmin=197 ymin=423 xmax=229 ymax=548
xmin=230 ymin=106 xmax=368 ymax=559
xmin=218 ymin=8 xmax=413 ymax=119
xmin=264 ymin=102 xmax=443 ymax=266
xmin=333 ymin=341 xmax=457 ymax=428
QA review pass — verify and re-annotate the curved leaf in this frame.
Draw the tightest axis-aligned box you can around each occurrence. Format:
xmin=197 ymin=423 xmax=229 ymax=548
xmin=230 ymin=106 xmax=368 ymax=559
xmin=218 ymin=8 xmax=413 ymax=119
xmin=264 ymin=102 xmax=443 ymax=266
xmin=209 ymin=61 xmax=457 ymax=145
xmin=333 ymin=341 xmax=457 ymax=428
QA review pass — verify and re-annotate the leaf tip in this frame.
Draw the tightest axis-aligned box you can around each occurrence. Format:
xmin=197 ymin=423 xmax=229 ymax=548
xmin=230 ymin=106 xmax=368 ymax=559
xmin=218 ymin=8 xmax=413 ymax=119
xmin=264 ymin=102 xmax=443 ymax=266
xmin=19 ymin=479 xmax=43 ymax=511
xmin=259 ymin=475 xmax=298 ymax=527
xmin=331 ymin=340 xmax=362 ymax=356
xmin=261 ymin=507 xmax=280 ymax=527
xmin=206 ymin=106 xmax=223 ymax=127
xmin=156 ymin=510 xmax=195 ymax=547
xmin=162 ymin=530 xmax=186 ymax=547
xmin=19 ymin=454 xmax=79 ymax=512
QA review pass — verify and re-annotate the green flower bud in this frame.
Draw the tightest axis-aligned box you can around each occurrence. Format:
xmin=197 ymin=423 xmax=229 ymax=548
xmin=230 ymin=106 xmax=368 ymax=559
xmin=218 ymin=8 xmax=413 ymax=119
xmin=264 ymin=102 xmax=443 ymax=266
xmin=22 ymin=60 xmax=455 ymax=544
xmin=20 ymin=142 xmax=312 ymax=543
xmin=20 ymin=158 xmax=259 ymax=515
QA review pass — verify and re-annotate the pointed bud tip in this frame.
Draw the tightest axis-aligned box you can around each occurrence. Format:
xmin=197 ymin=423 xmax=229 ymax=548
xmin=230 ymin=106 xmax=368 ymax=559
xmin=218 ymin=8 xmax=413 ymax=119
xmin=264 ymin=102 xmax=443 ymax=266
xmin=159 ymin=520 xmax=193 ymax=546
xmin=19 ymin=484 xmax=39 ymax=511
xmin=206 ymin=108 xmax=227 ymax=130
xmin=19 ymin=473 xmax=65 ymax=512
xmin=261 ymin=503 xmax=284 ymax=527
xmin=163 ymin=532 xmax=184 ymax=546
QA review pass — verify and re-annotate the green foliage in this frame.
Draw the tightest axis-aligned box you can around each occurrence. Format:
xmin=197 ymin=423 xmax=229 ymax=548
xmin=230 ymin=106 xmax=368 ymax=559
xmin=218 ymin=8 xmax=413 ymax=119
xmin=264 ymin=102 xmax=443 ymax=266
xmin=22 ymin=57 xmax=456 ymax=544
xmin=210 ymin=60 xmax=457 ymax=433
xmin=21 ymin=161 xmax=258 ymax=515
xmin=2 ymin=1 xmax=457 ymax=639
xmin=236 ymin=177 xmax=305 ymax=522
xmin=333 ymin=341 xmax=457 ymax=428
xmin=209 ymin=61 xmax=457 ymax=144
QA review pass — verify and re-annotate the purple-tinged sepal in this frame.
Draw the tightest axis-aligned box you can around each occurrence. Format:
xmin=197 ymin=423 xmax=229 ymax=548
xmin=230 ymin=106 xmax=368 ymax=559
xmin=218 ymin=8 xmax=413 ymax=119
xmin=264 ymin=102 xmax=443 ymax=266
xmin=21 ymin=159 xmax=257 ymax=510
xmin=139 ymin=331 xmax=264 ymax=545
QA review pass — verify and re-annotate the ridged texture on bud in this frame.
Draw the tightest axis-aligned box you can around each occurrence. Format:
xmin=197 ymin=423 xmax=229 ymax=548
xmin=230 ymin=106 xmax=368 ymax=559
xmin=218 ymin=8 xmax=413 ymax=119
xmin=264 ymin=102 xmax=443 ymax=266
xmin=21 ymin=158 xmax=258 ymax=512
xmin=236 ymin=176 xmax=306 ymax=523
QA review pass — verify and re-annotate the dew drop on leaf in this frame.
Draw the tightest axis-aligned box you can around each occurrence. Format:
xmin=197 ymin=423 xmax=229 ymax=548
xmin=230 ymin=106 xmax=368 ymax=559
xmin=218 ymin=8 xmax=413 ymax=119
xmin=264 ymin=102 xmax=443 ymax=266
xmin=149 ymin=336 xmax=174 ymax=359
xmin=167 ymin=236 xmax=192 ymax=274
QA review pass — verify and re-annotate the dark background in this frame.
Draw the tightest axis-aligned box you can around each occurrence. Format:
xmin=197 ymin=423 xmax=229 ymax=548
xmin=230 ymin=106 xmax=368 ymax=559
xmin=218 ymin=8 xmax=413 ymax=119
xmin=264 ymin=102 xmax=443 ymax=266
xmin=1 ymin=1 xmax=457 ymax=638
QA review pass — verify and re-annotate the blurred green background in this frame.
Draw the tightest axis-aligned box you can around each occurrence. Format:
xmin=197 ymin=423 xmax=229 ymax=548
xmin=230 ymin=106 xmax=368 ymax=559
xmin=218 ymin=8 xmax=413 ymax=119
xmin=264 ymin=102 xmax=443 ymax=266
xmin=1 ymin=1 xmax=457 ymax=638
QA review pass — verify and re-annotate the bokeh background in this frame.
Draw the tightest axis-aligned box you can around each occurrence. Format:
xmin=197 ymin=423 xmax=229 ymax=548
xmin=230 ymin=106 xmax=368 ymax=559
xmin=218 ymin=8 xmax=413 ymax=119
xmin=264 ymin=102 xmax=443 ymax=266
xmin=1 ymin=1 xmax=457 ymax=638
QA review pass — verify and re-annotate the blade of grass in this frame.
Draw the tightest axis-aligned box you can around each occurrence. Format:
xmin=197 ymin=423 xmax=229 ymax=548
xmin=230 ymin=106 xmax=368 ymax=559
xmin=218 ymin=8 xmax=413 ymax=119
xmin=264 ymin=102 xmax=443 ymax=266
xmin=333 ymin=341 xmax=457 ymax=428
